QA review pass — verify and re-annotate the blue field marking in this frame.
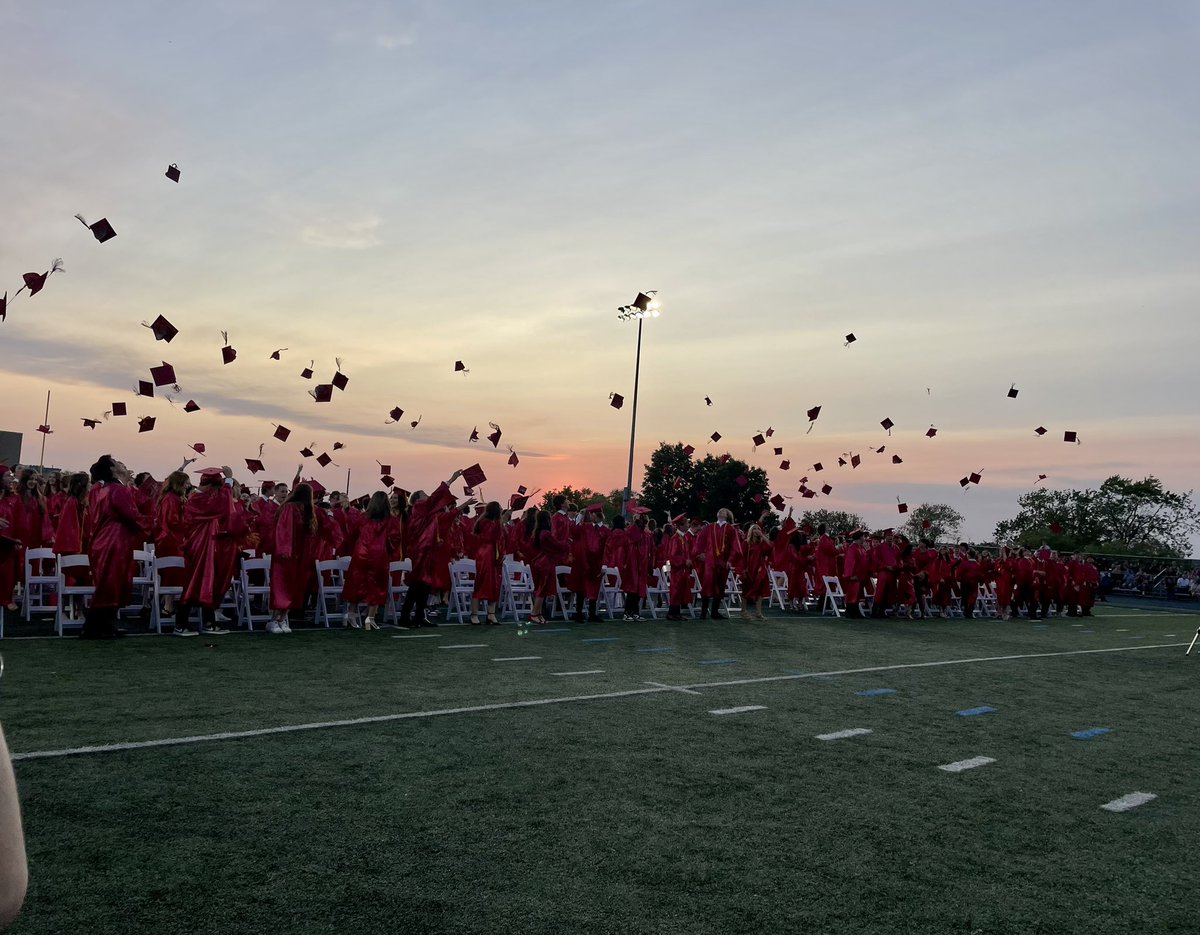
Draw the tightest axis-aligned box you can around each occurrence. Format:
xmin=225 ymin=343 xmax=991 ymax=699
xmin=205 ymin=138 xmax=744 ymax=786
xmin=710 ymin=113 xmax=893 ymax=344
xmin=637 ymin=647 xmax=675 ymax=654
xmin=580 ymin=637 xmax=619 ymax=643
xmin=856 ymin=688 xmax=897 ymax=697
xmin=956 ymin=706 xmax=996 ymax=717
xmin=699 ymin=659 xmax=737 ymax=666
xmin=1072 ymin=727 xmax=1112 ymax=740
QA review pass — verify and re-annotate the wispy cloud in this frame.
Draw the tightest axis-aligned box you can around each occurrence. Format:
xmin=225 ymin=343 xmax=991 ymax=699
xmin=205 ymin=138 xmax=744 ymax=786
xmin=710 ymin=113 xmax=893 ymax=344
xmin=300 ymin=214 xmax=383 ymax=250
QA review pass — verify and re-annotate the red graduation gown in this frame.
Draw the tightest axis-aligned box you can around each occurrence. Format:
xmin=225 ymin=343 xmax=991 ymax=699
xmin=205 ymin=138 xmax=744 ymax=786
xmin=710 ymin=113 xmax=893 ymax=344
xmin=408 ymin=483 xmax=457 ymax=588
xmin=343 ymin=516 xmax=402 ymax=605
xmin=740 ymin=540 xmax=771 ymax=600
xmin=529 ymin=529 xmax=570 ymax=598
xmin=471 ymin=517 xmax=505 ymax=602
xmin=86 ymin=482 xmax=150 ymax=609
xmin=271 ymin=502 xmax=316 ymax=611
xmin=181 ymin=483 xmax=242 ymax=608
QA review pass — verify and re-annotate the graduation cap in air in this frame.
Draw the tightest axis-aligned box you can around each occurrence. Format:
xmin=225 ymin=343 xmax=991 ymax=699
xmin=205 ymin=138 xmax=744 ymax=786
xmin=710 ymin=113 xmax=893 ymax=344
xmin=310 ymin=384 xmax=333 ymax=403
xmin=462 ymin=463 xmax=486 ymax=488
xmin=150 ymin=362 xmax=178 ymax=388
xmin=801 ymin=489 xmax=816 ymax=499
xmin=843 ymin=333 xmax=856 ymax=346
xmin=609 ymin=393 xmax=624 ymax=409
xmin=0 ymin=292 xmax=6 ymax=322
xmin=386 ymin=407 xmax=404 ymax=423
xmin=959 ymin=476 xmax=970 ymax=488
xmin=380 ymin=475 xmax=395 ymax=488
xmin=165 ymin=163 xmax=181 ymax=182
xmin=81 ymin=418 xmax=99 ymax=429
xmin=509 ymin=493 xmax=529 ymax=511
xmin=332 ymin=359 xmax=348 ymax=391
xmin=897 ymin=501 xmax=908 ymax=514
xmin=892 ymin=454 xmax=903 ymax=464
xmin=1063 ymin=431 xmax=1078 ymax=444
xmin=780 ymin=460 xmax=790 ymax=470
xmin=300 ymin=361 xmax=314 ymax=380
xmin=245 ymin=458 xmax=265 ymax=474
xmin=874 ymin=446 xmax=886 ymax=454
xmin=138 ymin=416 xmax=156 ymax=433
xmin=735 ymin=474 xmax=749 ymax=487
xmin=409 ymin=415 xmax=422 ymax=429
xmin=710 ymin=432 xmax=721 ymax=443
xmin=881 ymin=418 xmax=894 ymax=434
xmin=189 ymin=443 xmax=206 ymax=455
xmin=1035 ymin=474 xmax=1048 ymax=484
xmin=517 ymin=485 xmax=528 ymax=495
xmin=1034 ymin=426 xmax=1048 ymax=436
xmin=455 ymin=360 xmax=469 ymax=373
xmin=317 ymin=452 xmax=333 ymax=467
xmin=683 ymin=444 xmax=695 ymax=456
xmin=813 ymin=462 xmax=823 ymax=472
xmin=752 ymin=433 xmax=766 ymax=449
xmin=332 ymin=442 xmax=344 ymax=451
xmin=220 ymin=331 xmax=236 ymax=364
xmin=377 ymin=462 xmax=391 ymax=475
xmin=1008 ymin=384 xmax=1019 ymax=399
xmin=270 ymin=348 xmax=287 ymax=360
xmin=75 ymin=214 xmax=116 ymax=243
xmin=36 ymin=424 xmax=52 ymax=435
xmin=469 ymin=427 xmax=479 ymax=443
xmin=143 ymin=315 xmax=178 ymax=343
xmin=110 ymin=402 xmax=128 ymax=417
xmin=273 ymin=424 xmax=291 ymax=442
xmin=300 ymin=445 xmax=315 ymax=458
xmin=837 ymin=457 xmax=847 ymax=468
xmin=850 ymin=454 xmax=861 ymax=469
xmin=704 ymin=396 xmax=713 ymax=407
xmin=926 ymin=426 xmax=938 ymax=438
xmin=770 ymin=494 xmax=786 ymax=511
xmin=765 ymin=427 xmax=774 ymax=437
xmin=508 ymin=449 xmax=519 ymax=467
xmin=184 ymin=400 xmax=200 ymax=413
xmin=969 ymin=471 xmax=983 ymax=485
xmin=19 ymin=259 xmax=64 ymax=298
xmin=773 ymin=447 xmax=783 ymax=456
xmin=821 ymin=484 xmax=833 ymax=495
xmin=487 ymin=423 xmax=502 ymax=448
xmin=136 ymin=380 xmax=154 ymax=398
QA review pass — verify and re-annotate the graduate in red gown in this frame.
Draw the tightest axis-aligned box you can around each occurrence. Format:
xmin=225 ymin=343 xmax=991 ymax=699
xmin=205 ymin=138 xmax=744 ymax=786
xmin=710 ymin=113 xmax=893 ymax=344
xmin=470 ymin=501 xmax=506 ymax=625
xmin=662 ymin=520 xmax=693 ymax=620
xmin=342 ymin=492 xmax=403 ymax=630
xmin=253 ymin=482 xmax=286 ymax=557
xmin=956 ymin=548 xmax=983 ymax=618
xmin=52 ymin=473 xmax=89 ymax=559
xmin=0 ymin=471 xmax=21 ymax=612
xmin=550 ymin=495 xmax=572 ymax=542
xmin=83 ymin=455 xmax=152 ymax=639
xmin=270 ymin=483 xmax=323 ymax=633
xmin=567 ymin=504 xmax=607 ymax=621
xmin=154 ymin=471 xmax=189 ymax=602
xmin=398 ymin=470 xmax=463 ymax=627
xmin=176 ymin=467 xmax=243 ymax=634
xmin=739 ymin=524 xmax=771 ymax=620
xmin=841 ymin=529 xmax=868 ymax=618
xmin=814 ymin=524 xmax=839 ymax=596
xmin=527 ymin=510 xmax=570 ymax=624
xmin=870 ymin=531 xmax=900 ymax=618
xmin=691 ymin=508 xmax=744 ymax=620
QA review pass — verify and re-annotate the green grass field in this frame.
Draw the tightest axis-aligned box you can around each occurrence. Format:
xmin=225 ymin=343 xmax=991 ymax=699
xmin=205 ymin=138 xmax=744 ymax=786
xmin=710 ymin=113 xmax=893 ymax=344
xmin=4 ymin=604 xmax=1199 ymax=934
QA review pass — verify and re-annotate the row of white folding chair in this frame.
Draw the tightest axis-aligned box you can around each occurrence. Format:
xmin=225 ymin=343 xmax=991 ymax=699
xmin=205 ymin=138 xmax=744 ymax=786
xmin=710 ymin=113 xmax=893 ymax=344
xmin=501 ymin=560 xmax=534 ymax=622
xmin=23 ymin=548 xmax=58 ymax=620
xmin=383 ymin=559 xmax=412 ymax=624
xmin=448 ymin=559 xmax=477 ymax=623
xmin=315 ymin=558 xmax=350 ymax=627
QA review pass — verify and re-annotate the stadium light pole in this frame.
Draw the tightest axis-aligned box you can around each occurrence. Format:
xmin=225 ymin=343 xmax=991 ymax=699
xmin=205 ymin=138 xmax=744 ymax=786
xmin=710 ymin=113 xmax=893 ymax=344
xmin=617 ymin=291 xmax=660 ymax=519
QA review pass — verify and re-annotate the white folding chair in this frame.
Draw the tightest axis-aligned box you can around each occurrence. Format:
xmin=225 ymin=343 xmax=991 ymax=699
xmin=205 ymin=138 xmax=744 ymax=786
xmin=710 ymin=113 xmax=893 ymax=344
xmin=315 ymin=558 xmax=350 ymax=627
xmin=551 ymin=565 xmax=574 ymax=620
xmin=599 ymin=566 xmax=623 ymax=620
xmin=687 ymin=569 xmax=704 ymax=619
xmin=768 ymin=568 xmax=789 ymax=610
xmin=151 ymin=555 xmax=185 ymax=633
xmin=644 ymin=567 xmax=669 ymax=620
xmin=56 ymin=555 xmax=95 ymax=636
xmin=447 ymin=559 xmax=477 ymax=623
xmin=384 ymin=559 xmax=412 ymax=626
xmin=724 ymin=568 xmax=743 ymax=613
xmin=821 ymin=575 xmax=847 ymax=618
xmin=977 ymin=583 xmax=997 ymax=618
xmin=121 ymin=549 xmax=155 ymax=620
xmin=238 ymin=556 xmax=273 ymax=631
xmin=501 ymin=560 xmax=534 ymax=622
xmin=23 ymin=547 xmax=58 ymax=621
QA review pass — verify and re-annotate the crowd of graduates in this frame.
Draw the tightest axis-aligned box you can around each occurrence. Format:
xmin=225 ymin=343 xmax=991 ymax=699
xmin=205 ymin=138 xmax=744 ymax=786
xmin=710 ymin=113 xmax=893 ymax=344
xmin=1 ymin=455 xmax=1107 ymax=640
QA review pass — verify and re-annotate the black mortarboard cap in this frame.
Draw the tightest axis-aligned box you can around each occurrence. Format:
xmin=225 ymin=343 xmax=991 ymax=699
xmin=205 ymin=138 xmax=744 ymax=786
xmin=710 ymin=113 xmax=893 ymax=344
xmin=844 ymin=333 xmax=856 ymax=346
xmin=111 ymin=402 xmax=127 ymax=417
xmin=1063 ymin=431 xmax=1077 ymax=443
xmin=310 ymin=384 xmax=333 ymax=403
xmin=821 ymin=484 xmax=832 ymax=495
xmin=137 ymin=380 xmax=154 ymax=398
xmin=1008 ymin=384 xmax=1019 ymax=399
xmin=76 ymin=214 xmax=116 ymax=243
xmin=145 ymin=315 xmax=178 ymax=343
xmin=245 ymin=459 xmax=265 ymax=474
xmin=1035 ymin=426 xmax=1047 ymax=436
xmin=774 ymin=447 xmax=783 ymax=456
xmin=926 ymin=426 xmax=937 ymax=438
xmin=462 ymin=463 xmax=486 ymax=488
xmin=455 ymin=360 xmax=468 ymax=373
xmin=332 ymin=371 xmax=349 ymax=391
xmin=487 ymin=424 xmax=502 ymax=447
xmin=710 ymin=432 xmax=721 ymax=443
xmin=317 ymin=452 xmax=333 ymax=467
xmin=813 ymin=462 xmax=823 ymax=472
xmin=300 ymin=446 xmax=314 ymax=458
xmin=138 ymin=416 xmax=156 ymax=433
xmin=609 ymin=393 xmax=624 ymax=409
xmin=150 ymin=362 xmax=176 ymax=387
xmin=891 ymin=454 xmax=903 ymax=464
xmin=780 ymin=460 xmax=790 ymax=470
xmin=184 ymin=400 xmax=200 ymax=413
xmin=274 ymin=425 xmax=291 ymax=441
xmin=881 ymin=418 xmax=894 ymax=433
xmin=165 ymin=163 xmax=181 ymax=183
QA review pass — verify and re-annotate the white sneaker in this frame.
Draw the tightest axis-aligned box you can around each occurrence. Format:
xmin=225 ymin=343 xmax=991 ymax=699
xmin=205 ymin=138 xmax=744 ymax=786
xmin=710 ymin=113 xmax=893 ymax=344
xmin=281 ymin=620 xmax=293 ymax=634
xmin=203 ymin=625 xmax=230 ymax=635
xmin=266 ymin=620 xmax=284 ymax=634
xmin=174 ymin=626 xmax=198 ymax=637
xmin=214 ymin=610 xmax=231 ymax=623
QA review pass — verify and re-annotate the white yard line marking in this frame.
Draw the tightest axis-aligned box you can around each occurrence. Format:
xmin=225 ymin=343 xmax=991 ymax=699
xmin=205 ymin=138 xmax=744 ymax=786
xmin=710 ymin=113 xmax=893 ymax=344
xmin=1100 ymin=792 xmax=1157 ymax=813
xmin=492 ymin=656 xmax=541 ymax=662
xmin=438 ymin=644 xmax=488 ymax=650
xmin=551 ymin=670 xmax=605 ymax=676
xmin=939 ymin=756 xmax=996 ymax=773
xmin=645 ymin=680 xmax=702 ymax=696
xmin=709 ymin=705 xmax=766 ymax=716
xmin=816 ymin=728 xmax=872 ymax=741
xmin=1115 ymin=629 xmax=1129 ymax=632
xmin=12 ymin=642 xmax=1185 ymax=763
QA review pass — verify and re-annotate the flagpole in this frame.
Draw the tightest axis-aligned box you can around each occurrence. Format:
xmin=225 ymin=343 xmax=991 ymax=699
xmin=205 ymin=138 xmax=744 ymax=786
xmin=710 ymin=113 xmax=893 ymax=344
xmin=345 ymin=467 xmax=351 ymax=499
xmin=38 ymin=390 xmax=50 ymax=470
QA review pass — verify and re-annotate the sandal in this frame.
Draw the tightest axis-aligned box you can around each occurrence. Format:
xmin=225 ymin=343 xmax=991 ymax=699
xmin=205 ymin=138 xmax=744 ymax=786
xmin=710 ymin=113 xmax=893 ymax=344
xmin=469 ymin=615 xmax=481 ymax=625
xmin=528 ymin=614 xmax=545 ymax=625
xmin=486 ymin=615 xmax=499 ymax=625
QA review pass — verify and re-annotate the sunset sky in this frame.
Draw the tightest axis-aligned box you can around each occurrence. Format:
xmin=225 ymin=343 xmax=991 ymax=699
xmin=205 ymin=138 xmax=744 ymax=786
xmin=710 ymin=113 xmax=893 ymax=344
xmin=2 ymin=1 xmax=1198 ymax=549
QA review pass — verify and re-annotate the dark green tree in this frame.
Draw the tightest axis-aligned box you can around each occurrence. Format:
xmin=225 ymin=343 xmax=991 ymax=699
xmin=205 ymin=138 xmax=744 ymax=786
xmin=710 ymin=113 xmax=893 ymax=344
xmin=639 ymin=442 xmax=770 ymax=522
xmin=900 ymin=503 xmax=965 ymax=543
xmin=797 ymin=509 xmax=866 ymax=536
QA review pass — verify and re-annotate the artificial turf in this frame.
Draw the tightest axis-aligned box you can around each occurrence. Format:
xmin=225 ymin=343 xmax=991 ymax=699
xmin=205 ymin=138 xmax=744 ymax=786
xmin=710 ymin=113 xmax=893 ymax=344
xmin=3 ymin=605 xmax=1198 ymax=934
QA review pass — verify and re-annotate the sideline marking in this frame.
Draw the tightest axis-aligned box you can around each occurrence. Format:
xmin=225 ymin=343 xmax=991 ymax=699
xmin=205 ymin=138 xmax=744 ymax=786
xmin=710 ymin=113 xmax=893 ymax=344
xmin=552 ymin=670 xmax=605 ymax=677
xmin=1072 ymin=727 xmax=1112 ymax=740
xmin=1101 ymin=792 xmax=1156 ymax=813
xmin=700 ymin=659 xmax=738 ymax=666
xmin=710 ymin=705 xmax=765 ymax=716
xmin=392 ymin=634 xmax=441 ymax=640
xmin=581 ymin=637 xmax=619 ymax=643
xmin=439 ymin=644 xmax=488 ymax=650
xmin=856 ymin=688 xmax=897 ymax=697
xmin=492 ymin=656 xmax=540 ymax=662
xmin=12 ymin=642 xmax=1186 ymax=762
xmin=816 ymin=728 xmax=872 ymax=741
xmin=939 ymin=756 xmax=995 ymax=773
xmin=637 ymin=647 xmax=675 ymax=654
xmin=644 ymin=680 xmax=701 ymax=697
xmin=957 ymin=706 xmax=995 ymax=717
